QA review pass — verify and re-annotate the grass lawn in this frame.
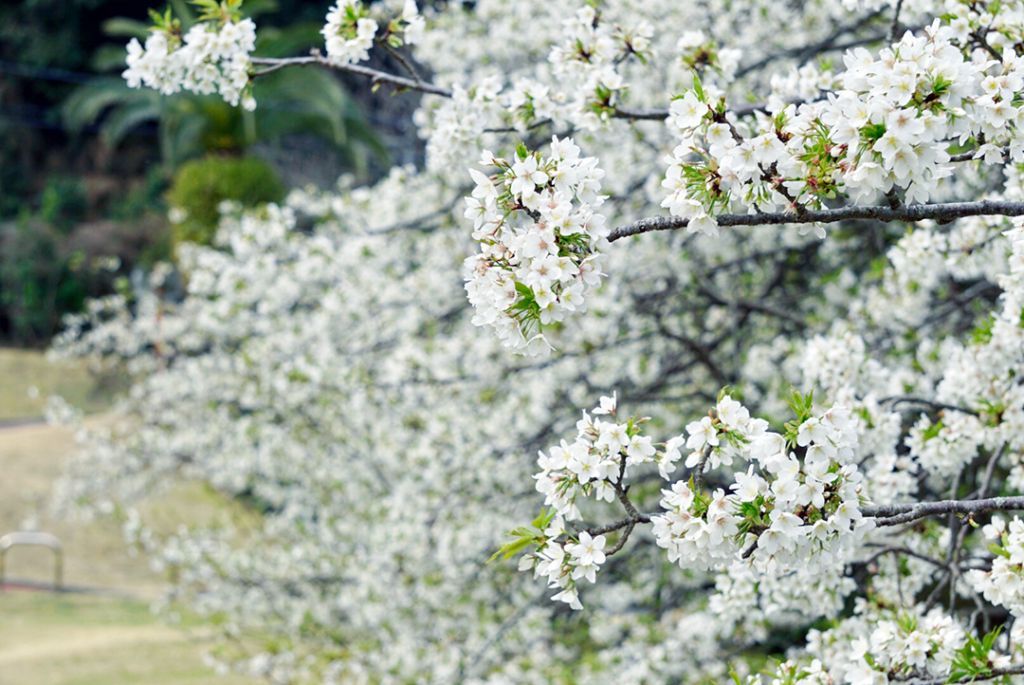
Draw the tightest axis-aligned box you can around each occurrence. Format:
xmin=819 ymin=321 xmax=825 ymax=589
xmin=0 ymin=593 xmax=253 ymax=685
xmin=0 ymin=349 xmax=257 ymax=684
xmin=0 ymin=347 xmax=117 ymax=422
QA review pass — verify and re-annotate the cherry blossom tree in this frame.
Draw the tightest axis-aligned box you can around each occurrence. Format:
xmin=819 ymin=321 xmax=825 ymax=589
xmin=50 ymin=0 xmax=1024 ymax=682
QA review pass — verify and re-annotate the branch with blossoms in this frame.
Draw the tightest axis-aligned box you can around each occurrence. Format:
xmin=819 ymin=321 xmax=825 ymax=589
xmin=640 ymin=19 xmax=1024 ymax=238
xmin=504 ymin=390 xmax=873 ymax=610
xmin=503 ymin=388 xmax=1024 ymax=613
xmin=123 ymin=0 xmax=432 ymax=109
xmin=122 ymin=0 xmax=1024 ymax=274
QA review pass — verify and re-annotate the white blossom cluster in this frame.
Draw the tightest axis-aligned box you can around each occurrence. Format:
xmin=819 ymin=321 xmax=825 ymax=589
xmin=322 ymin=0 xmax=424 ymax=66
xmin=968 ymin=516 xmax=1024 ymax=617
xmin=124 ymin=17 xmax=257 ymax=110
xmin=532 ymin=393 xmax=658 ymax=520
xmin=519 ymin=394 xmax=871 ymax=609
xmin=808 ymin=607 xmax=969 ymax=685
xmin=545 ymin=6 xmax=652 ymax=129
xmin=415 ymin=5 xmax=681 ymax=169
xmin=463 ymin=137 xmax=608 ymax=353
xmin=322 ymin=0 xmax=378 ymax=66
xmin=654 ymin=400 xmax=869 ymax=574
xmin=521 ymin=394 xmax=654 ymax=609
xmin=904 ymin=411 xmax=986 ymax=478
xmin=851 ymin=612 xmax=966 ymax=684
xmin=527 ymin=528 xmax=609 ymax=611
xmin=661 ymin=18 xmax=1024 ymax=233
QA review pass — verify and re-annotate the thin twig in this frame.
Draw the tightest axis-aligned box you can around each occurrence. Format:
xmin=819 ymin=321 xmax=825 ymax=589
xmin=736 ymin=8 xmax=888 ymax=77
xmin=975 ymin=444 xmax=1008 ymax=500
xmin=251 ymin=52 xmax=453 ymax=97
xmin=380 ymin=42 xmax=424 ymax=84
xmin=861 ymin=544 xmax=947 ymax=569
xmin=880 ymin=395 xmax=980 ymax=417
xmin=890 ymin=0 xmax=906 ymax=41
xmin=611 ymin=97 xmax=806 ymax=122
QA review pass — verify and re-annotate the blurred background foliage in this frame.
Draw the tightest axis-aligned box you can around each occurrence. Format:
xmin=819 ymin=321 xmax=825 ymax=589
xmin=0 ymin=0 xmax=406 ymax=346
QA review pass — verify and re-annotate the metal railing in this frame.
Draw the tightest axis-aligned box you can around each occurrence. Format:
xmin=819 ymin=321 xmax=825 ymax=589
xmin=0 ymin=531 xmax=63 ymax=591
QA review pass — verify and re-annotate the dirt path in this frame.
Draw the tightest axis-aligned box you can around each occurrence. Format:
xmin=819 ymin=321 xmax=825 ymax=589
xmin=0 ymin=417 xmax=45 ymax=430
xmin=0 ymin=624 xmax=187 ymax=665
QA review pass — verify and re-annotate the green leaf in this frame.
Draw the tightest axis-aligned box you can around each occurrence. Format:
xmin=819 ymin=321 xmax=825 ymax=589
xmin=488 ymin=508 xmax=555 ymax=564
xmin=691 ymin=72 xmax=705 ymax=102
xmin=103 ymin=17 xmax=152 ymax=39
xmin=786 ymin=388 xmax=814 ymax=422
xmin=860 ymin=122 xmax=887 ymax=142
xmin=487 ymin=536 xmax=534 ymax=563
xmin=922 ymin=420 xmax=944 ymax=441
xmin=989 ymin=543 xmax=1011 ymax=559
xmin=947 ymin=627 xmax=1002 ymax=683
xmin=971 ymin=315 xmax=995 ymax=344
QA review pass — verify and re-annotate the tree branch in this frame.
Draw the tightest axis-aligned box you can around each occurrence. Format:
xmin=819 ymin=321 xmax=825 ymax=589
xmin=863 ymin=496 xmax=1024 ymax=527
xmin=735 ymin=9 xmax=888 ymax=78
xmin=908 ymin=664 xmax=1024 ymax=685
xmin=608 ymin=200 xmax=1024 ymax=242
xmin=611 ymin=98 xmax=798 ymax=122
xmin=861 ymin=544 xmax=948 ymax=569
xmin=251 ymin=53 xmax=453 ymax=97
xmin=697 ymin=284 xmax=804 ymax=327
xmin=585 ymin=515 xmax=648 ymax=537
xmin=880 ymin=395 xmax=980 ymax=417
xmin=890 ymin=0 xmax=906 ymax=41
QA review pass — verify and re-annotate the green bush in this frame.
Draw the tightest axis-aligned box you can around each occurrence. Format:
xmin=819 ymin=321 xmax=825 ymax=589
xmin=166 ymin=155 xmax=285 ymax=247
xmin=39 ymin=177 xmax=88 ymax=233
xmin=0 ymin=220 xmax=89 ymax=344
xmin=109 ymin=169 xmax=168 ymax=221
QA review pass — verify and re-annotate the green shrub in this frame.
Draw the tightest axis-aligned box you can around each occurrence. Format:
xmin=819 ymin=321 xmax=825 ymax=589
xmin=166 ymin=155 xmax=285 ymax=247
xmin=0 ymin=220 xmax=89 ymax=344
xmin=109 ymin=169 xmax=168 ymax=221
xmin=39 ymin=177 xmax=88 ymax=233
